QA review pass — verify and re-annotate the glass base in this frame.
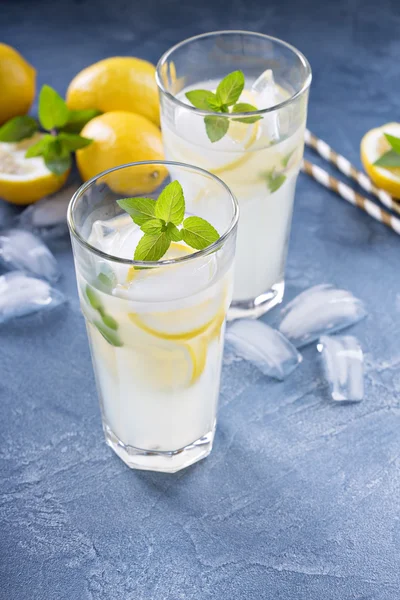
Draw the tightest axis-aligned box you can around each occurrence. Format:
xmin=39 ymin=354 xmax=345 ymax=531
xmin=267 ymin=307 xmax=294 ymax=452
xmin=103 ymin=423 xmax=215 ymax=473
xmin=228 ymin=280 xmax=285 ymax=320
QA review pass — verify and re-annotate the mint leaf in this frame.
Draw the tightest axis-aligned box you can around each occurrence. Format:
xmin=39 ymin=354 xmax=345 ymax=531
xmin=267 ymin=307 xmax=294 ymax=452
xmin=205 ymin=115 xmax=229 ymax=143
xmin=282 ymin=150 xmax=295 ymax=168
xmin=117 ymin=197 xmax=156 ymax=226
xmin=97 ymin=270 xmax=116 ymax=291
xmin=374 ymin=150 xmax=400 ymax=168
xmin=94 ymin=321 xmax=122 ymax=347
xmin=154 ymin=181 xmax=185 ymax=225
xmin=262 ymin=171 xmax=287 ymax=193
xmin=39 ymin=85 xmax=69 ymax=130
xmin=181 ymin=216 xmax=219 ymax=250
xmin=44 ymin=139 xmax=71 ymax=175
xmin=25 ymin=134 xmax=53 ymax=158
xmin=0 ymin=116 xmax=38 ymax=142
xmin=134 ymin=232 xmax=171 ymax=261
xmin=98 ymin=309 xmax=118 ymax=331
xmin=232 ymin=102 xmax=262 ymax=124
xmin=166 ymin=222 xmax=182 ymax=241
xmin=384 ymin=133 xmax=400 ymax=154
xmin=207 ymin=95 xmax=224 ymax=112
xmin=140 ymin=218 xmax=165 ymax=234
xmin=86 ymin=285 xmax=103 ymax=310
xmin=186 ymin=90 xmax=218 ymax=110
xmin=57 ymin=132 xmax=92 ymax=151
xmin=216 ymin=70 xmax=245 ymax=106
xmin=62 ymin=108 xmax=101 ymax=133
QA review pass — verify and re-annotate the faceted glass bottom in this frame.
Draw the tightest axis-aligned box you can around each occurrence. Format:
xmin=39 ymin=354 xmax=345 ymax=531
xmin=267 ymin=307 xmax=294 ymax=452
xmin=103 ymin=423 xmax=215 ymax=473
xmin=228 ymin=280 xmax=285 ymax=320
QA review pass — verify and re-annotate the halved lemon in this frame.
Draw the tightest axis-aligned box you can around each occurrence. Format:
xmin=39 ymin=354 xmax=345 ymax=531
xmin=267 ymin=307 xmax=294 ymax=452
xmin=125 ymin=242 xmax=190 ymax=284
xmin=361 ymin=122 xmax=400 ymax=199
xmin=0 ymin=134 xmax=69 ymax=205
xmin=129 ymin=296 xmax=222 ymax=341
xmin=126 ymin=337 xmax=208 ymax=390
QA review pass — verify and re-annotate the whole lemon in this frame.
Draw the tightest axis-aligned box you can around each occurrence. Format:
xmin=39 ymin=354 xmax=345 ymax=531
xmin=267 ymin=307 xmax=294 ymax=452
xmin=66 ymin=57 xmax=160 ymax=127
xmin=0 ymin=43 xmax=36 ymax=125
xmin=76 ymin=111 xmax=167 ymax=195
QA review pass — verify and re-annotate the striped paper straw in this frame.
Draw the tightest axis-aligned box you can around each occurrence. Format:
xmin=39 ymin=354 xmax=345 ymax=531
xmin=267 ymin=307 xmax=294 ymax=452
xmin=302 ymin=159 xmax=400 ymax=236
xmin=305 ymin=129 xmax=400 ymax=216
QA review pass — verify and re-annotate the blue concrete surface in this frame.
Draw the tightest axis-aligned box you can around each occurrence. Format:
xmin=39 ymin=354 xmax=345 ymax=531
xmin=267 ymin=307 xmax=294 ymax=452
xmin=1 ymin=1 xmax=400 ymax=598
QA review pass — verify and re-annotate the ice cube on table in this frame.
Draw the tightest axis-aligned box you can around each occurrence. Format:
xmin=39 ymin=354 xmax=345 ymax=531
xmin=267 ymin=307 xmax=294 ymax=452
xmin=17 ymin=185 xmax=78 ymax=239
xmin=0 ymin=228 xmax=59 ymax=282
xmin=317 ymin=335 xmax=364 ymax=402
xmin=0 ymin=271 xmax=66 ymax=324
xmin=279 ymin=284 xmax=367 ymax=348
xmin=225 ymin=319 xmax=302 ymax=380
xmin=251 ymin=69 xmax=280 ymax=141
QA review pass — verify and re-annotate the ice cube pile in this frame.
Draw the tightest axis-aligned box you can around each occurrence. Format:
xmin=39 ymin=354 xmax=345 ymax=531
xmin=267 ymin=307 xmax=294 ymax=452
xmin=16 ymin=184 xmax=77 ymax=239
xmin=225 ymin=284 xmax=367 ymax=403
xmin=0 ymin=228 xmax=59 ymax=282
xmin=0 ymin=192 xmax=70 ymax=324
xmin=0 ymin=271 xmax=65 ymax=324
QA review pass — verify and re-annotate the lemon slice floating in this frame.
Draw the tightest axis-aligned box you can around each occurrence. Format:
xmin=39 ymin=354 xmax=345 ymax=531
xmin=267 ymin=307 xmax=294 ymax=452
xmin=361 ymin=122 xmax=400 ymax=199
xmin=0 ymin=134 xmax=69 ymax=205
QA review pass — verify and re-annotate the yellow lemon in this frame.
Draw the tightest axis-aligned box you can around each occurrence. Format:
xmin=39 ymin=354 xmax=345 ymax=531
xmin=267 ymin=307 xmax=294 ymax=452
xmin=66 ymin=57 xmax=160 ymax=126
xmin=361 ymin=122 xmax=400 ymax=199
xmin=76 ymin=111 xmax=167 ymax=195
xmin=0 ymin=43 xmax=36 ymax=125
xmin=0 ymin=134 xmax=69 ymax=205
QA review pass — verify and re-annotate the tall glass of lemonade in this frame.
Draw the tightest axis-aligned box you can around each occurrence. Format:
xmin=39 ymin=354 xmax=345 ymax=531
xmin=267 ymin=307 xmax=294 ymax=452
xmin=68 ymin=162 xmax=238 ymax=472
xmin=157 ymin=31 xmax=311 ymax=318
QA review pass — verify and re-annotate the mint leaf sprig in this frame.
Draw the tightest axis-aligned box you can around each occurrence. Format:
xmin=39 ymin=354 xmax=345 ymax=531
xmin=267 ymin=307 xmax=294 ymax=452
xmin=373 ymin=133 xmax=400 ymax=168
xmin=185 ymin=70 xmax=261 ymax=143
xmin=117 ymin=181 xmax=220 ymax=263
xmin=0 ymin=84 xmax=100 ymax=175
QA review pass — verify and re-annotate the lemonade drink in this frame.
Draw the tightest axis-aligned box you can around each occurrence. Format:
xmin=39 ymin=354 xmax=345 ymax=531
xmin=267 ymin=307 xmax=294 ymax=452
xmin=157 ymin=31 xmax=311 ymax=317
xmin=68 ymin=163 xmax=238 ymax=473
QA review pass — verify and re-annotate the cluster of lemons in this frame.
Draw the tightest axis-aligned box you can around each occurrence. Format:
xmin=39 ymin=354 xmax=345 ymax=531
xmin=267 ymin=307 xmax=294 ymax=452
xmin=0 ymin=43 xmax=166 ymax=205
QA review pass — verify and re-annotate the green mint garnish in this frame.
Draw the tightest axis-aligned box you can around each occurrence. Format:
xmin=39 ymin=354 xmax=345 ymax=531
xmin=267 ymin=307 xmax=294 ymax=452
xmin=134 ymin=231 xmax=171 ymax=261
xmin=374 ymin=133 xmax=400 ymax=167
xmin=94 ymin=321 xmax=123 ymax=347
xmin=86 ymin=284 xmax=103 ymax=311
xmin=0 ymin=116 xmax=38 ymax=142
xmin=140 ymin=218 xmax=165 ymax=235
xmin=117 ymin=180 xmax=220 ymax=263
xmin=97 ymin=270 xmax=116 ymax=291
xmin=216 ymin=70 xmax=245 ymax=106
xmin=205 ymin=116 xmax=229 ymax=143
xmin=117 ymin=197 xmax=156 ymax=226
xmin=0 ymin=84 xmax=96 ymax=176
xmin=262 ymin=170 xmax=287 ymax=193
xmin=231 ymin=103 xmax=261 ymax=124
xmin=166 ymin=222 xmax=182 ymax=241
xmin=281 ymin=150 xmax=295 ymax=168
xmin=181 ymin=216 xmax=220 ymax=250
xmin=186 ymin=70 xmax=260 ymax=143
xmin=185 ymin=90 xmax=216 ymax=110
xmin=154 ymin=180 xmax=185 ymax=224
xmin=97 ymin=309 xmax=118 ymax=331
xmin=61 ymin=109 xmax=101 ymax=134
xmin=39 ymin=84 xmax=69 ymax=130
xmin=86 ymin=285 xmax=122 ymax=346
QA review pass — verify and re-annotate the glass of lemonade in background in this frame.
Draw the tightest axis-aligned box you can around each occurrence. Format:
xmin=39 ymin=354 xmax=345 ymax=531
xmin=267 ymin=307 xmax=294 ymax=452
xmin=156 ymin=31 xmax=311 ymax=318
xmin=68 ymin=162 xmax=238 ymax=472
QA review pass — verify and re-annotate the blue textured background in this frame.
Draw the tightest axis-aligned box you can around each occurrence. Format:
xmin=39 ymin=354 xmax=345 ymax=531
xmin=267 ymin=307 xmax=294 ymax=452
xmin=1 ymin=1 xmax=400 ymax=598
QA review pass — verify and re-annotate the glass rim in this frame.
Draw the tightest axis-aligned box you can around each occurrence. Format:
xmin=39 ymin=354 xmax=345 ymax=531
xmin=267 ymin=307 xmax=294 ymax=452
xmin=156 ymin=29 xmax=312 ymax=118
xmin=67 ymin=160 xmax=239 ymax=267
